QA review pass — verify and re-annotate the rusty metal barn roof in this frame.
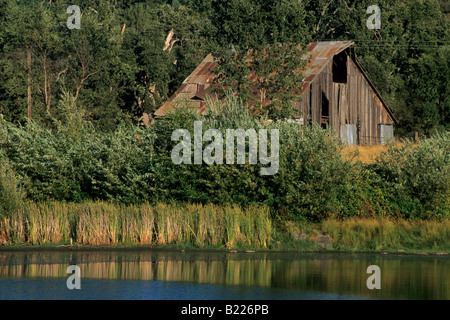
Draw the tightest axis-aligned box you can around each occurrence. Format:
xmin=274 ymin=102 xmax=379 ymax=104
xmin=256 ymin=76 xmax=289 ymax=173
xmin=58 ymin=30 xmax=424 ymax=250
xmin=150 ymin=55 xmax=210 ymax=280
xmin=300 ymin=41 xmax=354 ymax=94
xmin=155 ymin=41 xmax=358 ymax=117
xmin=184 ymin=54 xmax=218 ymax=85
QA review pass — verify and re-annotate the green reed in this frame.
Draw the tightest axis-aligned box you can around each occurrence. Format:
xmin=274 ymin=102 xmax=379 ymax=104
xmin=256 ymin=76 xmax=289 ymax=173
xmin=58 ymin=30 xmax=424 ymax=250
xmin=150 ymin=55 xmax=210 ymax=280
xmin=1 ymin=201 xmax=273 ymax=248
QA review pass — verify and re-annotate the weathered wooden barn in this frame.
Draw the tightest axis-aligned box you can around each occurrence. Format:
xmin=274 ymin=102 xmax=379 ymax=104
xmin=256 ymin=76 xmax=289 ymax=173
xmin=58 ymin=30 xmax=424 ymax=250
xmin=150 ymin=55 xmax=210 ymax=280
xmin=154 ymin=41 xmax=397 ymax=144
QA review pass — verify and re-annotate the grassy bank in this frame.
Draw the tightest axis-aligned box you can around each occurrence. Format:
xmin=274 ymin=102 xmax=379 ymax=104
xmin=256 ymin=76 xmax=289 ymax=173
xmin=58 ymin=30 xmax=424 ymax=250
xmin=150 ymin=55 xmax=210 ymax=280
xmin=281 ymin=217 xmax=450 ymax=253
xmin=0 ymin=201 xmax=448 ymax=253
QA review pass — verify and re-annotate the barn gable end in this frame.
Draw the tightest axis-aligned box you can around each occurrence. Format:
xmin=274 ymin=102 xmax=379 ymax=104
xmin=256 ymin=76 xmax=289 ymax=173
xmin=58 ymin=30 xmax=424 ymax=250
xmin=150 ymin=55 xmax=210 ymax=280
xmin=153 ymin=42 xmax=397 ymax=145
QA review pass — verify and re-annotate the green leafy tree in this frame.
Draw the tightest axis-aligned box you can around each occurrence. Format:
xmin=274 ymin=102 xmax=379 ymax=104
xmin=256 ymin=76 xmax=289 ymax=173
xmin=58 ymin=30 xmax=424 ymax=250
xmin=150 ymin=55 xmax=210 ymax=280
xmin=114 ymin=2 xmax=215 ymax=120
xmin=211 ymin=0 xmax=310 ymax=120
xmin=0 ymin=1 xmax=66 ymax=124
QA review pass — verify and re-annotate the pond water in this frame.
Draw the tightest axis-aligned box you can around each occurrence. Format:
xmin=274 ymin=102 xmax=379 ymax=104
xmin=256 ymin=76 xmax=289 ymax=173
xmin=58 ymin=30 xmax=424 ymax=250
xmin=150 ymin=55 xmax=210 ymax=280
xmin=0 ymin=249 xmax=448 ymax=300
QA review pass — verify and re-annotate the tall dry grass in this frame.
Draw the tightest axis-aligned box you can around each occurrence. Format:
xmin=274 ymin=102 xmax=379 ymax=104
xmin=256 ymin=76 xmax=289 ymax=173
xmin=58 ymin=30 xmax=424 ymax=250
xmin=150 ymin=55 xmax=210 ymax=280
xmin=121 ymin=204 xmax=155 ymax=245
xmin=1 ymin=201 xmax=273 ymax=248
xmin=344 ymin=145 xmax=388 ymax=164
xmin=322 ymin=217 xmax=450 ymax=251
xmin=344 ymin=142 xmax=415 ymax=164
xmin=77 ymin=201 xmax=120 ymax=245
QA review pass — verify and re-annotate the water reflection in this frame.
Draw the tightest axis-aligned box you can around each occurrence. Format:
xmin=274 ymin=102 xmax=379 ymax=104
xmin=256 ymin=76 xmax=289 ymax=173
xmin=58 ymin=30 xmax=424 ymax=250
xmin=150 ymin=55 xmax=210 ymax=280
xmin=0 ymin=250 xmax=448 ymax=299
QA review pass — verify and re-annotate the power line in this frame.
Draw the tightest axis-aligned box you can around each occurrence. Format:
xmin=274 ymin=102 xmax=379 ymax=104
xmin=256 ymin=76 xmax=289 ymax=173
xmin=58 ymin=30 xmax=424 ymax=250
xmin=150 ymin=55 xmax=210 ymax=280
xmin=315 ymin=39 xmax=450 ymax=44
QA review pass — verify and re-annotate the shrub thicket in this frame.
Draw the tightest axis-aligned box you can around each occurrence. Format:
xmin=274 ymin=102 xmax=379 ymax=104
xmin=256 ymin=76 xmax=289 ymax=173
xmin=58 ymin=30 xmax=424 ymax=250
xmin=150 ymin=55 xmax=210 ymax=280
xmin=0 ymin=96 xmax=448 ymax=221
xmin=0 ymin=115 xmax=157 ymax=203
xmin=0 ymin=156 xmax=25 ymax=219
xmin=370 ymin=132 xmax=450 ymax=220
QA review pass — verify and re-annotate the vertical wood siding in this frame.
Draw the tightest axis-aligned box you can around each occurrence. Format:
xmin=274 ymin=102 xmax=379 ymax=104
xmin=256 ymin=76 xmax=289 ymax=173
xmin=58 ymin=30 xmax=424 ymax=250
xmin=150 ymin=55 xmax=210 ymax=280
xmin=299 ymin=51 xmax=394 ymax=144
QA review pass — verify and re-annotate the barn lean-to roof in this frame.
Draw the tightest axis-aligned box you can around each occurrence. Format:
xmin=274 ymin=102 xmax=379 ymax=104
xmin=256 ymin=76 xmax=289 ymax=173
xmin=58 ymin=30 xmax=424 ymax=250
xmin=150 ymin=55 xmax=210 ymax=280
xmin=154 ymin=41 xmax=397 ymax=124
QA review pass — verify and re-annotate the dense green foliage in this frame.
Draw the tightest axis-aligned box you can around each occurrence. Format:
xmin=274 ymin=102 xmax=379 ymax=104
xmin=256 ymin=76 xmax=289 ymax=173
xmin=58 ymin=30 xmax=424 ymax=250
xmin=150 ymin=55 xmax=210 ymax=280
xmin=0 ymin=110 xmax=156 ymax=204
xmin=1 ymin=95 xmax=448 ymax=221
xmin=0 ymin=0 xmax=448 ymax=135
xmin=0 ymin=155 xmax=25 ymax=219
xmin=370 ymin=133 xmax=450 ymax=219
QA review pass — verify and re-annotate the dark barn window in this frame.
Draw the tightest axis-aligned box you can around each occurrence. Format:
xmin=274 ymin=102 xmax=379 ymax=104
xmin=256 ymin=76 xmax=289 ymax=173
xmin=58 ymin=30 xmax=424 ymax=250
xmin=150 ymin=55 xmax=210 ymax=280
xmin=333 ymin=52 xmax=347 ymax=83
